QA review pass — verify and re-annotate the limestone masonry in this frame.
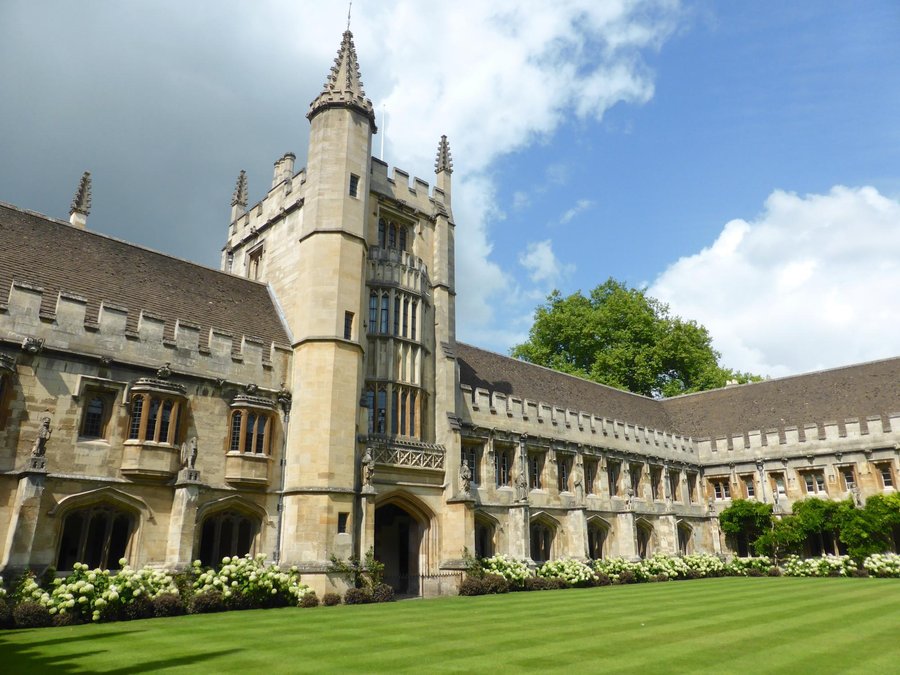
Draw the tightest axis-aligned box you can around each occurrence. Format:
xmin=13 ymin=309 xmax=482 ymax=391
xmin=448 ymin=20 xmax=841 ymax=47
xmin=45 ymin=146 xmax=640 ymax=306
xmin=1 ymin=30 xmax=897 ymax=596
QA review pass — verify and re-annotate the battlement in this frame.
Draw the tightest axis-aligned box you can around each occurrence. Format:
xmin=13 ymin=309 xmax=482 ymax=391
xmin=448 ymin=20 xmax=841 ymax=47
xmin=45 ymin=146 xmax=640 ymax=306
xmin=1 ymin=281 xmax=291 ymax=385
xmin=459 ymin=383 xmax=697 ymax=464
xmin=370 ymin=157 xmax=448 ymax=216
xmin=698 ymin=413 xmax=900 ymax=463
xmin=227 ymin=168 xmax=308 ymax=250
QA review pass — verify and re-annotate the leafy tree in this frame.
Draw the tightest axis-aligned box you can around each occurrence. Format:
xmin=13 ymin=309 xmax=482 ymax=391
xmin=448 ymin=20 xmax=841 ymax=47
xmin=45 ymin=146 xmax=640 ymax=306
xmin=512 ymin=279 xmax=760 ymax=397
xmin=718 ymin=499 xmax=773 ymax=556
xmin=753 ymin=518 xmax=805 ymax=562
xmin=791 ymin=498 xmax=843 ymax=555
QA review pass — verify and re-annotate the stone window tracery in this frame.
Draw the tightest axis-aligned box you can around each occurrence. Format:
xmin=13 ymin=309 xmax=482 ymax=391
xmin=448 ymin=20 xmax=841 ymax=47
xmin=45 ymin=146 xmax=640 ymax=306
xmin=198 ymin=509 xmax=259 ymax=567
xmin=530 ymin=519 xmax=555 ymax=563
xmin=80 ymin=390 xmax=115 ymax=440
xmin=529 ymin=452 xmax=545 ymax=490
xmin=607 ymin=460 xmax=621 ymax=496
xmin=710 ymin=478 xmax=731 ymax=500
xmin=126 ymin=380 xmax=185 ymax=446
xmin=363 ymin=383 xmax=422 ymax=439
xmin=587 ymin=520 xmax=608 ymax=560
xmin=56 ymin=504 xmax=134 ymax=571
xmin=584 ymin=458 xmax=597 ymax=495
xmin=494 ymin=447 xmax=512 ymax=487
xmin=228 ymin=396 xmax=276 ymax=455
xmin=557 ymin=454 xmax=572 ymax=493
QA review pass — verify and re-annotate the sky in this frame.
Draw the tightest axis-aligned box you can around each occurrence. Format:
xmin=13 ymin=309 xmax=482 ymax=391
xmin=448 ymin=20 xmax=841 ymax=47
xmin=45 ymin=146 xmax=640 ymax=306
xmin=2 ymin=1 xmax=899 ymax=379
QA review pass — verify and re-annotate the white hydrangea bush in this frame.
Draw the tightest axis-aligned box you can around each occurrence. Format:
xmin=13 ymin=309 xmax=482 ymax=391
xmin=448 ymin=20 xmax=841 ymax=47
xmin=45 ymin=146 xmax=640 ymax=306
xmin=480 ymin=555 xmax=531 ymax=584
xmin=592 ymin=557 xmax=646 ymax=582
xmin=724 ymin=556 xmax=772 ymax=576
xmin=192 ymin=554 xmax=311 ymax=606
xmin=19 ymin=560 xmax=178 ymax=622
xmin=537 ymin=558 xmax=594 ymax=586
xmin=681 ymin=553 xmax=727 ymax=578
xmin=863 ymin=553 xmax=900 ymax=578
xmin=783 ymin=554 xmax=857 ymax=577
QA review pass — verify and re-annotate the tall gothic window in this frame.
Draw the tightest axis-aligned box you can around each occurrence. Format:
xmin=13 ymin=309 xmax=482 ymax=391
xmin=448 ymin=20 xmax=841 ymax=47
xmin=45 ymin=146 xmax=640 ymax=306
xmin=229 ymin=410 xmax=272 ymax=455
xmin=80 ymin=392 xmax=114 ymax=439
xmin=369 ymin=293 xmax=378 ymax=331
xmin=587 ymin=521 xmax=608 ymax=560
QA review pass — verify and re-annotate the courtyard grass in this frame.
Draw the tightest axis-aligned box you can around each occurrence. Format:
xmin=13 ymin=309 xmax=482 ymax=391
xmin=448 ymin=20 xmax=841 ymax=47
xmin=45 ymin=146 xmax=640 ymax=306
xmin=2 ymin=577 xmax=898 ymax=673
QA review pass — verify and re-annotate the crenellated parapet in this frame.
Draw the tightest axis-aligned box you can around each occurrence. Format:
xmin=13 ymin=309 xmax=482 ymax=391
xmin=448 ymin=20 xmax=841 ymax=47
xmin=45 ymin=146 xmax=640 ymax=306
xmin=1 ymin=281 xmax=291 ymax=384
xmin=698 ymin=413 xmax=900 ymax=464
xmin=459 ymin=383 xmax=697 ymax=464
xmin=370 ymin=157 xmax=451 ymax=216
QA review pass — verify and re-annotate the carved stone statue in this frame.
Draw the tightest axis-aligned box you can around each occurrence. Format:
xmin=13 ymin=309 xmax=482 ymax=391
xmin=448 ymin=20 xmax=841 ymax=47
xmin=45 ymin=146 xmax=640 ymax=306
xmin=362 ymin=448 xmax=375 ymax=487
xmin=624 ymin=486 xmax=634 ymax=511
xmin=459 ymin=462 xmax=472 ymax=495
xmin=515 ymin=470 xmax=528 ymax=502
xmin=850 ymin=485 xmax=863 ymax=508
xmin=31 ymin=417 xmax=52 ymax=457
xmin=181 ymin=437 xmax=198 ymax=469
xmin=572 ymin=462 xmax=584 ymax=502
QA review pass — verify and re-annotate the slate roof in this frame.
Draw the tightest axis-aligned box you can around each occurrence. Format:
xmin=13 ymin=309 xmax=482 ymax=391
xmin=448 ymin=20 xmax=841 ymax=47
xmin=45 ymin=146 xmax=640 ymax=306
xmin=456 ymin=342 xmax=900 ymax=440
xmin=0 ymin=202 xmax=290 ymax=350
xmin=456 ymin=342 xmax=672 ymax=432
xmin=661 ymin=357 xmax=900 ymax=439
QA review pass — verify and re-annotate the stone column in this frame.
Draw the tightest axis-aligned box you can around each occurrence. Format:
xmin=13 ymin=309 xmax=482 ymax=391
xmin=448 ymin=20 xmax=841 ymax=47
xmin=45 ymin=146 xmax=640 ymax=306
xmin=164 ymin=470 xmax=201 ymax=568
xmin=615 ymin=511 xmax=638 ymax=560
xmin=2 ymin=458 xmax=49 ymax=570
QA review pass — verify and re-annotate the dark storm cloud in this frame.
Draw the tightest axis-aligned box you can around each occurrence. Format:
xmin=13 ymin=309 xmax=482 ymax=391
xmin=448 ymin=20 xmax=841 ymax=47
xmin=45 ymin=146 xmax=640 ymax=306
xmin=0 ymin=1 xmax=336 ymax=268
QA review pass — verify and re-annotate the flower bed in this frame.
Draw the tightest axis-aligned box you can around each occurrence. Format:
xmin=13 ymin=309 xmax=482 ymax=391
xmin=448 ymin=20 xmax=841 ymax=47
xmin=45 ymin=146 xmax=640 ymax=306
xmin=863 ymin=553 xmax=900 ymax=578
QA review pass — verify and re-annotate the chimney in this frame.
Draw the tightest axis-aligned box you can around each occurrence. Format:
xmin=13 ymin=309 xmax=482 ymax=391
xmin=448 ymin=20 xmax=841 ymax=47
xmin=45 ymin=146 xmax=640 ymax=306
xmin=272 ymin=152 xmax=296 ymax=188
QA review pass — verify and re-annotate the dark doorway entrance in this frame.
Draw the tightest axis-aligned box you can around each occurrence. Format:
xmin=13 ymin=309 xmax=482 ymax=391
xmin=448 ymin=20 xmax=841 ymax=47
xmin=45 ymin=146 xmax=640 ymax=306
xmin=375 ymin=502 xmax=423 ymax=596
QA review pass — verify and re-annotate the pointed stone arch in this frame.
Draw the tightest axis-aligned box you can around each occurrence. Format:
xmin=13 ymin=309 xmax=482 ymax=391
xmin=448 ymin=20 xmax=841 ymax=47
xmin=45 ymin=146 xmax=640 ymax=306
xmin=529 ymin=511 xmax=560 ymax=564
xmin=374 ymin=491 xmax=437 ymax=596
xmin=676 ymin=519 xmax=694 ymax=555
xmin=473 ymin=510 xmax=500 ymax=559
xmin=195 ymin=495 xmax=269 ymax=567
xmin=48 ymin=487 xmax=150 ymax=571
xmin=635 ymin=517 xmax=655 ymax=559
xmin=586 ymin=515 xmax=612 ymax=560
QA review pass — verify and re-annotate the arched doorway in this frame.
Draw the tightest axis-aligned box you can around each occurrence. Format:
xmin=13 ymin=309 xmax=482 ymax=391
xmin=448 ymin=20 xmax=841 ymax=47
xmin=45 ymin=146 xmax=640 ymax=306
xmin=375 ymin=496 xmax=431 ymax=596
xmin=530 ymin=514 xmax=558 ymax=564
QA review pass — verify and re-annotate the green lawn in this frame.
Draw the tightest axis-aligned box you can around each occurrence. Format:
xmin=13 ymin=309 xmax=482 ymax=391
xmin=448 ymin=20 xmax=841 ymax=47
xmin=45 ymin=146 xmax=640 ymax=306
xmin=2 ymin=577 xmax=898 ymax=673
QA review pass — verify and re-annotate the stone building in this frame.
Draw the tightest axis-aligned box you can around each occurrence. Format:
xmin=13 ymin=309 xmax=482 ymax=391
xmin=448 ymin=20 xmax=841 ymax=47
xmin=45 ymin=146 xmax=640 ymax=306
xmin=1 ymin=30 xmax=897 ymax=595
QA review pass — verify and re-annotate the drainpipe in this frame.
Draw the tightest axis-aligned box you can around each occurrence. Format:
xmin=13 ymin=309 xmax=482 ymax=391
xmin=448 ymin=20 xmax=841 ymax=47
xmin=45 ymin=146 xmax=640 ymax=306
xmin=273 ymin=388 xmax=292 ymax=564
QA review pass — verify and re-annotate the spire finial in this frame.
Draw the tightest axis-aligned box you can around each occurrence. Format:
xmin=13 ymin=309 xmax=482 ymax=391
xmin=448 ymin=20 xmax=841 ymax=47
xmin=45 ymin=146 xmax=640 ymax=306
xmin=69 ymin=171 xmax=92 ymax=216
xmin=307 ymin=29 xmax=377 ymax=131
xmin=435 ymin=135 xmax=453 ymax=175
xmin=231 ymin=170 xmax=248 ymax=208
xmin=347 ymin=1 xmax=352 ymax=31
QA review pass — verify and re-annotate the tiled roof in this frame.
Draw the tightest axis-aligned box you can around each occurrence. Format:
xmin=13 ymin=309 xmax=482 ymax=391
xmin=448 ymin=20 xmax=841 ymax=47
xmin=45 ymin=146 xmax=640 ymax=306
xmin=456 ymin=342 xmax=900 ymax=441
xmin=456 ymin=342 xmax=672 ymax=431
xmin=662 ymin=357 xmax=900 ymax=439
xmin=0 ymin=202 xmax=290 ymax=350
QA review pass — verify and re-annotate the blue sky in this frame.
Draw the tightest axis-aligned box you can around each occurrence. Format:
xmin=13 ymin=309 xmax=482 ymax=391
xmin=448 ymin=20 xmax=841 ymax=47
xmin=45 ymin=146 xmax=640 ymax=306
xmin=2 ymin=1 xmax=899 ymax=378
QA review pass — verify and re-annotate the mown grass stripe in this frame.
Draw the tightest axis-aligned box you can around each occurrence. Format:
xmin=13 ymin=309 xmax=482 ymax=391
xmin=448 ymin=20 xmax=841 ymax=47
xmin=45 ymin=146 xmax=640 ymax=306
xmin=2 ymin=578 xmax=898 ymax=673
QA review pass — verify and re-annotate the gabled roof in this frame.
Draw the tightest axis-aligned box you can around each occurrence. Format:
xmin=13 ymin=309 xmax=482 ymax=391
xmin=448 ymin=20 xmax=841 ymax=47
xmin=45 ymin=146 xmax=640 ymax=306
xmin=0 ymin=202 xmax=290 ymax=351
xmin=456 ymin=342 xmax=900 ymax=441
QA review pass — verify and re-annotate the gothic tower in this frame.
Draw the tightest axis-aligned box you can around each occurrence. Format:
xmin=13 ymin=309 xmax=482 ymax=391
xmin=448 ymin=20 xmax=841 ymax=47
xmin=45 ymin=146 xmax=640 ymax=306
xmin=277 ymin=29 xmax=376 ymax=567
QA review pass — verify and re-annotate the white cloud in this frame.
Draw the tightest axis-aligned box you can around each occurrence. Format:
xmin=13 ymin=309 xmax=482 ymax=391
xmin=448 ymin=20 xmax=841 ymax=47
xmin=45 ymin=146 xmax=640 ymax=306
xmin=650 ymin=186 xmax=900 ymax=377
xmin=559 ymin=198 xmax=595 ymax=225
xmin=512 ymin=191 xmax=531 ymax=210
xmin=340 ymin=1 xmax=681 ymax=350
xmin=519 ymin=239 xmax=576 ymax=285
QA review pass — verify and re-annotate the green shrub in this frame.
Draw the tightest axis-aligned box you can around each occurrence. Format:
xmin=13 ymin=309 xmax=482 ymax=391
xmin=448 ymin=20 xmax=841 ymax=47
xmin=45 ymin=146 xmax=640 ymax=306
xmin=299 ymin=592 xmax=320 ymax=608
xmin=152 ymin=593 xmax=185 ymax=617
xmin=371 ymin=584 xmax=395 ymax=603
xmin=322 ymin=592 xmax=342 ymax=606
xmin=13 ymin=601 xmax=52 ymax=629
xmin=344 ymin=587 xmax=373 ymax=605
xmin=458 ymin=577 xmax=487 ymax=596
xmin=0 ymin=597 xmax=13 ymax=629
xmin=190 ymin=590 xmax=226 ymax=614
